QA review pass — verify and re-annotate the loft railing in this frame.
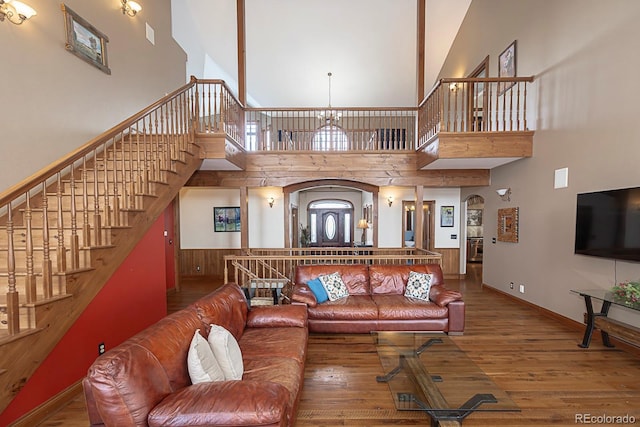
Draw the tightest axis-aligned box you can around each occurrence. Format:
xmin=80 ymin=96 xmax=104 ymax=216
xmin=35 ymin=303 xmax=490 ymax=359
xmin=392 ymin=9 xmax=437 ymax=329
xmin=224 ymin=247 xmax=442 ymax=286
xmin=417 ymin=77 xmax=535 ymax=148
xmin=0 ymin=78 xmax=200 ymax=337
xmin=194 ymin=77 xmax=533 ymax=153
xmin=243 ymin=107 xmax=416 ymax=151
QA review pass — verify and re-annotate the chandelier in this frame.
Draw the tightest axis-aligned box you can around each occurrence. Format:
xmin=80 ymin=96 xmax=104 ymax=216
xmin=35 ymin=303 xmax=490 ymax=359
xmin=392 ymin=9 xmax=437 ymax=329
xmin=317 ymin=72 xmax=342 ymax=125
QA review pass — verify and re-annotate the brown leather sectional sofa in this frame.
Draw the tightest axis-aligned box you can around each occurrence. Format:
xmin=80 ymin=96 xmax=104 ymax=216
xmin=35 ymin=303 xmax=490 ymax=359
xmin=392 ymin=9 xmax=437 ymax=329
xmin=83 ymin=283 xmax=308 ymax=427
xmin=291 ymin=263 xmax=464 ymax=334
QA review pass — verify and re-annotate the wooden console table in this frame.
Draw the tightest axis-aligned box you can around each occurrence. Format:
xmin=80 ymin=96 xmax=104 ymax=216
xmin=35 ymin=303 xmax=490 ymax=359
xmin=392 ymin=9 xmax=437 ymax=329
xmin=571 ymin=289 xmax=640 ymax=348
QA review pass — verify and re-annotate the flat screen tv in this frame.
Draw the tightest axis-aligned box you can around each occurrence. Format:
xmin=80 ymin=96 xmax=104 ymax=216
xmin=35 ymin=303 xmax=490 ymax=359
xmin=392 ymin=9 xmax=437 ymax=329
xmin=575 ymin=186 xmax=640 ymax=262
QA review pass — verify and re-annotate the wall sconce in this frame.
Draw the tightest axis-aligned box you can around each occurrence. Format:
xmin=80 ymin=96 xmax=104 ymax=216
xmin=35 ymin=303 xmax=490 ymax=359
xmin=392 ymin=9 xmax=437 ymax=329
xmin=387 ymin=196 xmax=394 ymax=207
xmin=449 ymin=83 xmax=458 ymax=92
xmin=121 ymin=0 xmax=142 ymax=17
xmin=0 ymin=0 xmax=37 ymax=25
xmin=496 ymin=188 xmax=511 ymax=202
xmin=267 ymin=196 xmax=275 ymax=208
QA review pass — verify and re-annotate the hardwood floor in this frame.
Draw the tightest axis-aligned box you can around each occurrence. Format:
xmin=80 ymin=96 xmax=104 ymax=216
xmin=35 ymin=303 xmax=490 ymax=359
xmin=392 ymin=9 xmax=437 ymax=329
xmin=38 ymin=266 xmax=640 ymax=426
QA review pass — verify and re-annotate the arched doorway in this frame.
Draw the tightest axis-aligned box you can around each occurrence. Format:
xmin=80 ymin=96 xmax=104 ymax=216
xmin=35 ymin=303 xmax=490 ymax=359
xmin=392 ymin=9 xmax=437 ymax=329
xmin=284 ymin=179 xmax=379 ymax=248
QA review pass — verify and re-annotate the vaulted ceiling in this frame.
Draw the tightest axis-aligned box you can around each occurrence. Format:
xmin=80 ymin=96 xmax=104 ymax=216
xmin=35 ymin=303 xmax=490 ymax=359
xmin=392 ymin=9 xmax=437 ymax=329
xmin=172 ymin=0 xmax=471 ymax=108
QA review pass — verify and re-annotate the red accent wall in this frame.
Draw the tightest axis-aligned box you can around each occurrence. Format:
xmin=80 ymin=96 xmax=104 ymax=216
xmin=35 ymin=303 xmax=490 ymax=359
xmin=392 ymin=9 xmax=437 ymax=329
xmin=0 ymin=212 xmax=169 ymax=425
xmin=164 ymin=200 xmax=176 ymax=291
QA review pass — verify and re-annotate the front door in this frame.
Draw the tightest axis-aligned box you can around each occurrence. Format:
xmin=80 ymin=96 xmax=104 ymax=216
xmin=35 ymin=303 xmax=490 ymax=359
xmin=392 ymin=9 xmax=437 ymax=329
xmin=308 ymin=200 xmax=354 ymax=247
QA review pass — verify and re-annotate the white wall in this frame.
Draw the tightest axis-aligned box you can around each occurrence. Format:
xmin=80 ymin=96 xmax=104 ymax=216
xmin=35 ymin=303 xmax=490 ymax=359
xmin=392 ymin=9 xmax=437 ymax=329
xmin=248 ymin=187 xmax=284 ymax=247
xmin=446 ymin=0 xmax=640 ymax=326
xmin=180 ymin=188 xmax=241 ymax=248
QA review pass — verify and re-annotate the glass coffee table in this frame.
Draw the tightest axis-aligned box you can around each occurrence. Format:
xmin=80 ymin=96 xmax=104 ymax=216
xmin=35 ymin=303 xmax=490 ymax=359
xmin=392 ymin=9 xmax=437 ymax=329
xmin=372 ymin=331 xmax=519 ymax=427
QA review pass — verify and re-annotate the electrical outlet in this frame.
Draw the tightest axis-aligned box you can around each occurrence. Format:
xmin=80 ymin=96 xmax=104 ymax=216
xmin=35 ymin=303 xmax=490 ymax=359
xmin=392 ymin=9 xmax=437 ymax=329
xmin=519 ymin=284 xmax=525 ymax=294
xmin=509 ymin=282 xmax=514 ymax=289
xmin=98 ymin=342 xmax=105 ymax=355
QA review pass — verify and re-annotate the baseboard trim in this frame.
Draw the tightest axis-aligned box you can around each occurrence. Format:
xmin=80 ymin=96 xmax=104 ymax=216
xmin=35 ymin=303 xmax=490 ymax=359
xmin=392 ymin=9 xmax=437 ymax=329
xmin=482 ymin=283 xmax=640 ymax=357
xmin=10 ymin=379 xmax=83 ymax=427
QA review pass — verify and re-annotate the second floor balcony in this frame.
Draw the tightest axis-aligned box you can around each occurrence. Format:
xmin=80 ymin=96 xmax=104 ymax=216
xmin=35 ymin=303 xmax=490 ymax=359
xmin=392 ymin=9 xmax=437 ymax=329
xmin=194 ymin=76 xmax=535 ymax=172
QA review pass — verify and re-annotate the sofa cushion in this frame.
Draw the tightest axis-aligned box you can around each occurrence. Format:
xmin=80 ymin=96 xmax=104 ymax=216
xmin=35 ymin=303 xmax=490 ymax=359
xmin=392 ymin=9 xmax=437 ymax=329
xmin=148 ymin=381 xmax=289 ymax=427
xmin=404 ymin=271 xmax=433 ymax=301
xmin=187 ymin=330 xmax=225 ymax=384
xmin=240 ymin=326 xmax=308 ymax=364
xmin=369 ymin=264 xmax=444 ymax=294
xmin=307 ymin=277 xmax=329 ymax=303
xmin=373 ymin=294 xmax=449 ymax=320
xmin=208 ymin=325 xmax=244 ymax=380
xmin=308 ymin=295 xmax=378 ymax=320
xmin=295 ymin=264 xmax=370 ymax=295
xmin=194 ymin=283 xmax=249 ymax=341
xmin=319 ymin=272 xmax=350 ymax=301
xmin=243 ymin=357 xmax=305 ymax=420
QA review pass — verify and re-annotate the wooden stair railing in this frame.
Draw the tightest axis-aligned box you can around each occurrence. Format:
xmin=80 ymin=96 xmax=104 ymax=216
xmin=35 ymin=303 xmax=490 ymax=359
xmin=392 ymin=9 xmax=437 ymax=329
xmin=224 ymin=248 xmax=443 ymax=286
xmin=0 ymin=77 xmax=231 ymax=414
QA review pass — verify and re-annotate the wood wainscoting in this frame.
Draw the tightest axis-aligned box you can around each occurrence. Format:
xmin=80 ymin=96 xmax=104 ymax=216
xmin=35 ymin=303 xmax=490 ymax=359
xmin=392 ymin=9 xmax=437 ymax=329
xmin=179 ymin=249 xmax=242 ymax=279
xmin=435 ymin=247 xmax=461 ymax=279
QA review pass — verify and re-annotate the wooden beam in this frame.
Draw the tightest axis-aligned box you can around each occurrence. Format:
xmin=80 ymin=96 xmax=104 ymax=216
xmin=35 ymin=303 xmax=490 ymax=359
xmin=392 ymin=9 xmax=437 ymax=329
xmin=187 ymin=168 xmax=490 ymax=188
xmin=240 ymin=186 xmax=248 ymax=249
xmin=414 ymin=185 xmax=424 ymax=249
xmin=417 ymin=0 xmax=426 ymax=103
xmin=236 ymin=0 xmax=246 ymax=106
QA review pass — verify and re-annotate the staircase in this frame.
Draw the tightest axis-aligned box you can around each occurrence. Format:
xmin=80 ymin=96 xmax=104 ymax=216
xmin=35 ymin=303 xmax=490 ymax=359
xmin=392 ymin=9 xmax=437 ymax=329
xmin=0 ymin=80 xmax=205 ymax=414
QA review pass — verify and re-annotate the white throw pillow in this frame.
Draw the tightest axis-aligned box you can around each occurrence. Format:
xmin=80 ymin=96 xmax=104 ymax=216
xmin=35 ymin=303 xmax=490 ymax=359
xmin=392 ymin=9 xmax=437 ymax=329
xmin=208 ymin=324 xmax=244 ymax=380
xmin=187 ymin=329 xmax=225 ymax=384
xmin=319 ymin=272 xmax=349 ymax=301
xmin=404 ymin=271 xmax=433 ymax=301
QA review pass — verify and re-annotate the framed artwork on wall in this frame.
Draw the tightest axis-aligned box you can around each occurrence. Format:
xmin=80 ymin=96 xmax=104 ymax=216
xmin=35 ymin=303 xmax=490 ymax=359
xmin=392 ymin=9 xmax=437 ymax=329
xmin=498 ymin=40 xmax=517 ymax=95
xmin=214 ymin=207 xmax=241 ymax=232
xmin=61 ymin=4 xmax=111 ymax=75
xmin=467 ymin=209 xmax=483 ymax=226
xmin=440 ymin=206 xmax=454 ymax=227
xmin=497 ymin=207 xmax=519 ymax=243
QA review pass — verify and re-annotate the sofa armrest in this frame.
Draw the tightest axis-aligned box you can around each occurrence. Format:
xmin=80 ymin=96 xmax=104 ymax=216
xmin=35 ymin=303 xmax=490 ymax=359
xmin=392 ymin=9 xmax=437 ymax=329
xmin=148 ymin=381 xmax=289 ymax=427
xmin=429 ymin=286 xmax=463 ymax=307
xmin=291 ymin=284 xmax=318 ymax=307
xmin=246 ymin=304 xmax=308 ymax=328
xmin=447 ymin=300 xmax=465 ymax=334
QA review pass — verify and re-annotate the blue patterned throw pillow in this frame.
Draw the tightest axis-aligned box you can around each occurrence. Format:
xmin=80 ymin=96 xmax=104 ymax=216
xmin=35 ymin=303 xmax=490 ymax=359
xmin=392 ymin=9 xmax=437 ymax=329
xmin=318 ymin=272 xmax=349 ymax=301
xmin=307 ymin=278 xmax=329 ymax=303
xmin=404 ymin=271 xmax=433 ymax=301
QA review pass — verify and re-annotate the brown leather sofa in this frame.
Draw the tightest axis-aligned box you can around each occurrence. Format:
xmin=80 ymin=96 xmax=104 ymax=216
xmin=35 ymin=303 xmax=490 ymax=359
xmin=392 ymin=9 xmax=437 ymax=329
xmin=291 ymin=263 xmax=464 ymax=334
xmin=83 ymin=283 xmax=308 ymax=427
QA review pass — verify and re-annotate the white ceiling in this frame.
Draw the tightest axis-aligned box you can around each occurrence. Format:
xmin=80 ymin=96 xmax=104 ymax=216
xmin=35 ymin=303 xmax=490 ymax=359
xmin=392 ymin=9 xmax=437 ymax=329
xmin=173 ymin=0 xmax=472 ymax=108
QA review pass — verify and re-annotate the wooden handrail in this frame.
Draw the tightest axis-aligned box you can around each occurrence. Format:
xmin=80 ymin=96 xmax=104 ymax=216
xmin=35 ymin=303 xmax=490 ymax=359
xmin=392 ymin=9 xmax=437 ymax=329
xmin=224 ymin=248 xmax=442 ymax=285
xmin=0 ymin=79 xmax=197 ymax=205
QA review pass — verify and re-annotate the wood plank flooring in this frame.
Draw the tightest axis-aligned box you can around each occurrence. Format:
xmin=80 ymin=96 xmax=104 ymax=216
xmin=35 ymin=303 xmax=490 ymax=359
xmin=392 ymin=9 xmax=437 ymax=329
xmin=37 ymin=266 xmax=640 ymax=426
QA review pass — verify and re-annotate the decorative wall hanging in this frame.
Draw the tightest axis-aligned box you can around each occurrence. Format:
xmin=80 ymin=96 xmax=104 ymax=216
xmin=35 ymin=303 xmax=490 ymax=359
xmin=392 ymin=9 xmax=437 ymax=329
xmin=440 ymin=206 xmax=454 ymax=227
xmin=497 ymin=207 xmax=519 ymax=243
xmin=214 ymin=207 xmax=241 ymax=232
xmin=61 ymin=4 xmax=111 ymax=74
xmin=498 ymin=40 xmax=516 ymax=95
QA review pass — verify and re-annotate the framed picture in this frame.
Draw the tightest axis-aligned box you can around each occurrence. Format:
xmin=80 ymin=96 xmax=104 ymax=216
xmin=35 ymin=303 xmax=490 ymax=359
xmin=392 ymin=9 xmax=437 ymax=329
xmin=467 ymin=209 xmax=483 ymax=226
xmin=498 ymin=40 xmax=517 ymax=95
xmin=440 ymin=206 xmax=454 ymax=227
xmin=498 ymin=207 xmax=519 ymax=243
xmin=61 ymin=4 xmax=111 ymax=75
xmin=214 ymin=207 xmax=241 ymax=232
